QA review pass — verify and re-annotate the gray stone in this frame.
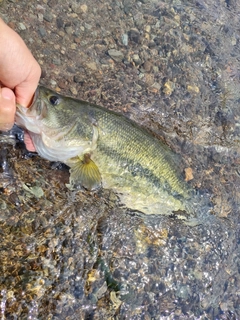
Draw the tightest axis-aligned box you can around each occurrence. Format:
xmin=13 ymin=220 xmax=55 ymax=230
xmin=108 ymin=49 xmax=124 ymax=62
xmin=38 ymin=27 xmax=47 ymax=37
xmin=128 ymin=28 xmax=140 ymax=43
xmin=18 ymin=22 xmax=26 ymax=30
xmin=44 ymin=12 xmax=53 ymax=23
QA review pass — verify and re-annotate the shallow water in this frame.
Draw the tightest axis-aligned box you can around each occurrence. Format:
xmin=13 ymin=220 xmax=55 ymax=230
xmin=0 ymin=0 xmax=240 ymax=319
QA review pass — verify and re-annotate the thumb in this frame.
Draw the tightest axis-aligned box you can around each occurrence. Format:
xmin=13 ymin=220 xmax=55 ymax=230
xmin=0 ymin=87 xmax=16 ymax=131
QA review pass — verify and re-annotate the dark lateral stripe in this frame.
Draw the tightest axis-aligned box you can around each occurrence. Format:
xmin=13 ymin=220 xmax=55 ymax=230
xmin=97 ymin=142 xmax=187 ymax=199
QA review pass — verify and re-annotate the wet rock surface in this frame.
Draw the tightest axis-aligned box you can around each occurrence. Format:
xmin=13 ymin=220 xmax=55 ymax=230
xmin=0 ymin=0 xmax=240 ymax=319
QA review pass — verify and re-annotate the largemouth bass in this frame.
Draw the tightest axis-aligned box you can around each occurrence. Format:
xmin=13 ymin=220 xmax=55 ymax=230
xmin=16 ymin=86 xmax=192 ymax=216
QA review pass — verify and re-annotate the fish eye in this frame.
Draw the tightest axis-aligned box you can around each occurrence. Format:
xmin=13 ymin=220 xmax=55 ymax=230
xmin=49 ymin=95 xmax=60 ymax=106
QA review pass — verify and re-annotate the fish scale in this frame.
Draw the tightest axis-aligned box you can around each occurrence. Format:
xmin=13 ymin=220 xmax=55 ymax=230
xmin=95 ymin=110 xmax=188 ymax=197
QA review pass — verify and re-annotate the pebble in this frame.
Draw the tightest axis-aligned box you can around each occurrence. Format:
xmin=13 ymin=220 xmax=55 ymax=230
xmin=65 ymin=26 xmax=73 ymax=35
xmin=123 ymin=2 xmax=132 ymax=15
xmin=67 ymin=66 xmax=76 ymax=74
xmin=154 ymin=37 xmax=161 ymax=46
xmin=47 ymin=0 xmax=57 ymax=7
xmin=38 ymin=13 xmax=44 ymax=22
xmin=0 ymin=199 xmax=6 ymax=210
xmin=108 ymin=49 xmax=124 ymax=62
xmin=52 ymin=58 xmax=61 ymax=65
xmin=187 ymin=85 xmax=199 ymax=94
xmin=70 ymin=87 xmax=78 ymax=95
xmin=86 ymin=62 xmax=98 ymax=71
xmin=128 ymin=28 xmax=140 ymax=44
xmin=71 ymin=43 xmax=77 ymax=50
xmin=231 ymin=35 xmax=237 ymax=46
xmin=148 ymin=41 xmax=156 ymax=48
xmin=36 ymin=4 xmax=45 ymax=11
xmin=80 ymin=4 xmax=88 ymax=13
xmin=39 ymin=27 xmax=47 ymax=37
xmin=84 ymin=23 xmax=92 ymax=30
xmin=142 ymin=61 xmax=152 ymax=72
xmin=122 ymin=33 xmax=128 ymax=46
xmin=18 ymin=22 xmax=26 ymax=30
xmin=151 ymin=82 xmax=161 ymax=91
xmin=50 ymin=79 xmax=57 ymax=87
xmin=74 ymin=37 xmax=81 ymax=44
xmin=145 ymin=25 xmax=151 ymax=33
xmin=73 ymin=74 xmax=82 ymax=83
xmin=44 ymin=12 xmax=53 ymax=23
xmin=145 ymin=33 xmax=150 ymax=41
xmin=152 ymin=66 xmax=159 ymax=73
xmin=56 ymin=17 xmax=64 ymax=28
xmin=163 ymin=80 xmax=175 ymax=95
xmin=58 ymin=80 xmax=68 ymax=89
xmin=74 ymin=75 xmax=83 ymax=83
xmin=71 ymin=3 xmax=87 ymax=14
xmin=132 ymin=54 xmax=141 ymax=66
xmin=184 ymin=167 xmax=194 ymax=181
xmin=58 ymin=30 xmax=65 ymax=37
xmin=145 ymin=74 xmax=155 ymax=86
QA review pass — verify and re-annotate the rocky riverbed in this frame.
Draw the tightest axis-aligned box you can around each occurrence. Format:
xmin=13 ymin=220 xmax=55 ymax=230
xmin=0 ymin=0 xmax=240 ymax=319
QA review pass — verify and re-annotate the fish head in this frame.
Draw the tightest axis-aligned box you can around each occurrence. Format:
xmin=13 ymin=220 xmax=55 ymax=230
xmin=15 ymin=86 xmax=98 ymax=162
xmin=16 ymin=86 xmax=66 ymax=133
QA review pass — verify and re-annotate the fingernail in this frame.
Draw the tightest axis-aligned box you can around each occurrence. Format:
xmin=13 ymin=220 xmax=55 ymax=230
xmin=1 ymin=88 xmax=15 ymax=100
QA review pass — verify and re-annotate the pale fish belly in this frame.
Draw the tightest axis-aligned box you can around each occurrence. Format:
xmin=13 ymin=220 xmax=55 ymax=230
xmin=28 ymin=123 xmax=98 ymax=163
xmin=29 ymin=132 xmax=86 ymax=162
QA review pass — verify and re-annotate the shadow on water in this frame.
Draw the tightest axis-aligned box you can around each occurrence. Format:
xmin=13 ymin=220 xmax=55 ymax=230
xmin=0 ymin=0 xmax=240 ymax=319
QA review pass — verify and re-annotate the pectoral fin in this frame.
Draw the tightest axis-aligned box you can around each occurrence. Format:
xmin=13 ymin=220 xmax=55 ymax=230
xmin=69 ymin=153 xmax=101 ymax=190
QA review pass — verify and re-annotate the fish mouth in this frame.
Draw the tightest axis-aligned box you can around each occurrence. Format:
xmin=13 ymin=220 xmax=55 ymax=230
xmin=15 ymin=86 xmax=43 ymax=136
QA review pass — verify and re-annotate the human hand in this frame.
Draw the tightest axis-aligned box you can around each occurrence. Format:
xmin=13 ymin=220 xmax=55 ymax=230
xmin=0 ymin=18 xmax=41 ymax=132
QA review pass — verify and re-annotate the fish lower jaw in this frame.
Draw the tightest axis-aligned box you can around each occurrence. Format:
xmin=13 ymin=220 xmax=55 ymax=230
xmin=15 ymin=113 xmax=42 ymax=134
